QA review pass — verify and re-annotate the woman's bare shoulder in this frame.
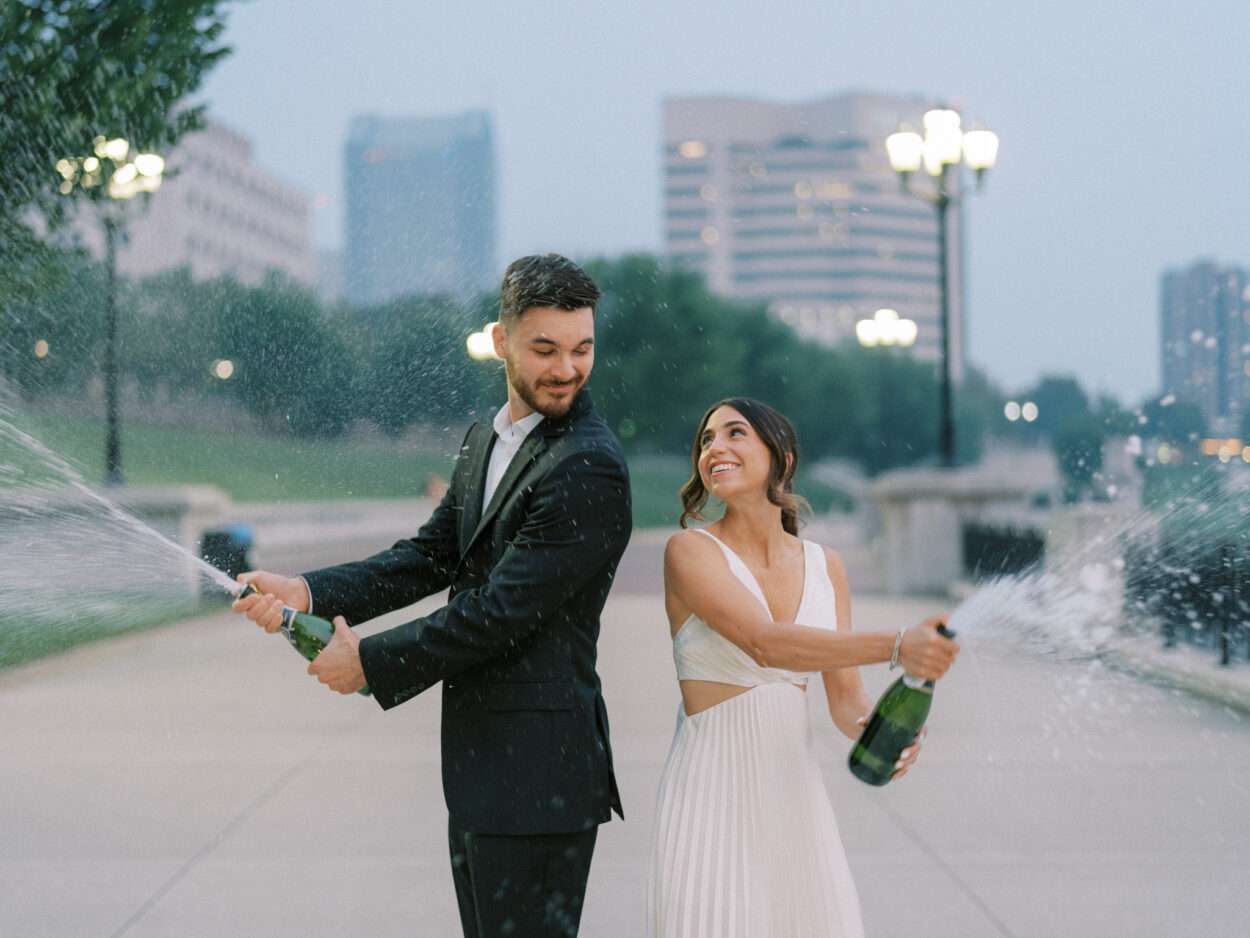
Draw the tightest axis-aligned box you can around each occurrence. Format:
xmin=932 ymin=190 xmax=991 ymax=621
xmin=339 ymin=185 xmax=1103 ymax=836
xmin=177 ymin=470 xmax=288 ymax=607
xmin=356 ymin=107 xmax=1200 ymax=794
xmin=814 ymin=543 xmax=851 ymax=588
xmin=665 ymin=527 xmax=717 ymax=562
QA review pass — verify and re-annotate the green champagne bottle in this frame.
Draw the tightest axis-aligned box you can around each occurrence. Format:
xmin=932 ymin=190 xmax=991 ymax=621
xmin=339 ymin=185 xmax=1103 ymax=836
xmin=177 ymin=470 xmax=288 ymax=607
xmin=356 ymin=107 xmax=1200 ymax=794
xmin=848 ymin=625 xmax=954 ymax=786
xmin=237 ymin=583 xmax=371 ymax=697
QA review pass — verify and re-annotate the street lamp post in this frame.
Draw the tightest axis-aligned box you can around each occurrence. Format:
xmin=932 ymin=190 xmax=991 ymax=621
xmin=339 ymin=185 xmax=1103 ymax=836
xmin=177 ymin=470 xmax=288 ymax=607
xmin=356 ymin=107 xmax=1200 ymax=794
xmin=886 ymin=110 xmax=998 ymax=468
xmin=856 ymin=308 xmax=918 ymax=468
xmin=57 ymin=137 xmax=164 ymax=486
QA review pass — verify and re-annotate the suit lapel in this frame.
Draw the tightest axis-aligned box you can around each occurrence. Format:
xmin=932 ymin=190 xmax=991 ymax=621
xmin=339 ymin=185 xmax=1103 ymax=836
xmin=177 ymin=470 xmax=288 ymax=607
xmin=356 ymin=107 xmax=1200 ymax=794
xmin=464 ymin=429 xmax=549 ymax=556
xmin=459 ymin=422 xmax=496 ymax=555
xmin=459 ymin=389 xmax=594 ymax=560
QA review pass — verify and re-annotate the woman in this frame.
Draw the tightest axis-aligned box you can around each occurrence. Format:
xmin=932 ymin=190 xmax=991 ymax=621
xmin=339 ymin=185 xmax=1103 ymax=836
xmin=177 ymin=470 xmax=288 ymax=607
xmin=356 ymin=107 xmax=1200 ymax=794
xmin=648 ymin=398 xmax=958 ymax=938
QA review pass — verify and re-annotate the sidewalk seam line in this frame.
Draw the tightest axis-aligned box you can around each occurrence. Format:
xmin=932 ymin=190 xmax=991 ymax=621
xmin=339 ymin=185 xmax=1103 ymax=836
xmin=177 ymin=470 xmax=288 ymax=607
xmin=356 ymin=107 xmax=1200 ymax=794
xmin=875 ymin=799 xmax=1018 ymax=938
xmin=105 ymin=753 xmax=313 ymax=938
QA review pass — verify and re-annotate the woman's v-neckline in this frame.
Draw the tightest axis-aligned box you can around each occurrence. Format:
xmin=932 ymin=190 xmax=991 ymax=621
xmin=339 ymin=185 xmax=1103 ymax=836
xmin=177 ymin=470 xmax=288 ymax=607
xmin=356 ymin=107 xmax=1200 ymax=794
xmin=698 ymin=528 xmax=809 ymax=625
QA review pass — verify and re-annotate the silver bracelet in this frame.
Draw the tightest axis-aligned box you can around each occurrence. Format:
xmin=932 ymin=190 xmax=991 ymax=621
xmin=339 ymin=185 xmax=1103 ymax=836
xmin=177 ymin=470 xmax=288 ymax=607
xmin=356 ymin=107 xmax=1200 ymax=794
xmin=889 ymin=629 xmax=903 ymax=670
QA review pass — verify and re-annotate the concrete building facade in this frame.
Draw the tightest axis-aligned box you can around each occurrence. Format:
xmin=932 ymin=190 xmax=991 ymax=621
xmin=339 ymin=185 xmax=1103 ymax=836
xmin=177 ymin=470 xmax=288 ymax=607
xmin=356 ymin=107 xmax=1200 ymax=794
xmin=662 ymin=92 xmax=966 ymax=377
xmin=67 ymin=119 xmax=315 ymax=287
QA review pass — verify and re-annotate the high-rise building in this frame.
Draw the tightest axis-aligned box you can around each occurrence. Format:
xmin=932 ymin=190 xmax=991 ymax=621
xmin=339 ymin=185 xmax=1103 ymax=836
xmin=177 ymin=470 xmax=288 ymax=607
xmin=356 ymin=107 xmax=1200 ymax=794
xmin=1160 ymin=260 xmax=1250 ymax=435
xmin=344 ymin=111 xmax=496 ymax=306
xmin=64 ymin=118 xmax=315 ymax=287
xmin=662 ymin=92 xmax=965 ymax=376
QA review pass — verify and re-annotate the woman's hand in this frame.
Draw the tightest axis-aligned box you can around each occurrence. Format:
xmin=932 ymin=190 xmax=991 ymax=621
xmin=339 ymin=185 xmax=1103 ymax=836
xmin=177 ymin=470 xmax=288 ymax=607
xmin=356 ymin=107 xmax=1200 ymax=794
xmin=898 ymin=616 xmax=958 ymax=681
xmin=855 ymin=716 xmax=927 ymax=781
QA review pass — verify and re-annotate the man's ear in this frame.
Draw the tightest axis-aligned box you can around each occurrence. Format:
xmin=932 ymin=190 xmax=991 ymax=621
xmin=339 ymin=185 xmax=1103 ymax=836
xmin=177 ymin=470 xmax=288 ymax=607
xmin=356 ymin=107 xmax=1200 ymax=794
xmin=489 ymin=321 xmax=506 ymax=359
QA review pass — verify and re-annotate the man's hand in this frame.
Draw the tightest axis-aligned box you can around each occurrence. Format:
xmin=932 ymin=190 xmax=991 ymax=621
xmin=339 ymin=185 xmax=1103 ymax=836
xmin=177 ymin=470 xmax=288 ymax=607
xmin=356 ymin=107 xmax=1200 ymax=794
xmin=232 ymin=571 xmax=311 ymax=634
xmin=898 ymin=615 xmax=959 ymax=681
xmin=308 ymin=616 xmax=367 ymax=694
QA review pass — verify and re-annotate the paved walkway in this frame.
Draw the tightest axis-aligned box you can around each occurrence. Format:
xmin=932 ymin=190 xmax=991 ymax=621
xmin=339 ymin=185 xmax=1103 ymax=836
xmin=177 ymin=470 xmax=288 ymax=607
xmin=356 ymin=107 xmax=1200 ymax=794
xmin=3 ymin=527 xmax=1249 ymax=936
xmin=4 ymin=608 xmax=1248 ymax=937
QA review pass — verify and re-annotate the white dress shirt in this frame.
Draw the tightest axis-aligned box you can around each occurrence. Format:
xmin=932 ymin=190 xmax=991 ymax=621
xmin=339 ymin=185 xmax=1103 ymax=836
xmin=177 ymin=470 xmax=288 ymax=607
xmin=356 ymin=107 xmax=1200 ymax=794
xmin=483 ymin=403 xmax=545 ymax=511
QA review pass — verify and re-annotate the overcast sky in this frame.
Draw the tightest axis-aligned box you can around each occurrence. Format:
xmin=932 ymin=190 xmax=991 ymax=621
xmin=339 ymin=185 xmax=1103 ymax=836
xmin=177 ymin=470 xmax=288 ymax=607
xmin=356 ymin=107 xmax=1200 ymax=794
xmin=199 ymin=0 xmax=1250 ymax=405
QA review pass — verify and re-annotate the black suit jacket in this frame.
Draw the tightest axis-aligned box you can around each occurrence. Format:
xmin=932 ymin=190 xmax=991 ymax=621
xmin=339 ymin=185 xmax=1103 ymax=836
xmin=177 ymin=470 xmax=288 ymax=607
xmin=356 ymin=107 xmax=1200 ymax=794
xmin=302 ymin=389 xmax=631 ymax=835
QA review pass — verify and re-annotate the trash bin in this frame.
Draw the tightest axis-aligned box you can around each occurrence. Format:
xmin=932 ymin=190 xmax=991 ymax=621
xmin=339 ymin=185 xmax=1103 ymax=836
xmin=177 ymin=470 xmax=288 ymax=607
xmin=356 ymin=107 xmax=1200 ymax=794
xmin=200 ymin=522 xmax=255 ymax=593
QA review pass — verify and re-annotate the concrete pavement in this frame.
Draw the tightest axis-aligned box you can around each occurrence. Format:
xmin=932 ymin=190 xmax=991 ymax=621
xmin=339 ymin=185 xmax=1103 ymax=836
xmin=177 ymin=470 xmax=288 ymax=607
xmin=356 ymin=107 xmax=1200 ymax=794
xmin=3 ymin=532 xmax=1249 ymax=937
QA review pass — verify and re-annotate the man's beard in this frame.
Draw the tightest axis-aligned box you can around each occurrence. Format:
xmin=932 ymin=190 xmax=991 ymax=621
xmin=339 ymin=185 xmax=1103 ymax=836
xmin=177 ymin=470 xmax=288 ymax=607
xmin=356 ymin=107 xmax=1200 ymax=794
xmin=506 ymin=360 xmax=582 ymax=418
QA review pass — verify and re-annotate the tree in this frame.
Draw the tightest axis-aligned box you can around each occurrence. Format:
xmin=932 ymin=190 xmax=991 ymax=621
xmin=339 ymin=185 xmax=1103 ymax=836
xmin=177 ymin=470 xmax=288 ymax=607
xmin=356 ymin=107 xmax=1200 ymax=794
xmin=1053 ymin=413 xmax=1105 ymax=502
xmin=589 ymin=255 xmax=746 ymax=452
xmin=0 ymin=246 xmax=106 ymax=396
xmin=0 ymin=0 xmax=232 ymax=297
xmin=1140 ymin=396 xmax=1206 ymax=446
xmin=212 ymin=279 xmax=356 ymax=438
xmin=352 ymin=295 xmax=495 ymax=435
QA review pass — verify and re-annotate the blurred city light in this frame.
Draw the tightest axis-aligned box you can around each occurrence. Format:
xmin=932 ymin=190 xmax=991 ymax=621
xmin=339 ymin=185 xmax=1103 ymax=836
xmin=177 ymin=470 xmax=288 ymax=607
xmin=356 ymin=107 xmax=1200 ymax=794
xmin=466 ymin=324 xmax=499 ymax=361
xmin=1021 ymin=401 xmax=1039 ymax=422
xmin=885 ymin=130 xmax=923 ymax=174
xmin=856 ymin=308 xmax=916 ymax=348
xmin=133 ymin=153 xmax=165 ymax=177
xmin=678 ymin=140 xmax=707 ymax=159
xmin=1004 ymin=401 xmax=1022 ymax=422
xmin=112 ymin=163 xmax=137 ymax=186
xmin=963 ymin=129 xmax=1000 ymax=172
xmin=33 ymin=339 xmax=49 ymax=359
xmin=101 ymin=137 xmax=129 ymax=161
xmin=211 ymin=359 xmax=236 ymax=380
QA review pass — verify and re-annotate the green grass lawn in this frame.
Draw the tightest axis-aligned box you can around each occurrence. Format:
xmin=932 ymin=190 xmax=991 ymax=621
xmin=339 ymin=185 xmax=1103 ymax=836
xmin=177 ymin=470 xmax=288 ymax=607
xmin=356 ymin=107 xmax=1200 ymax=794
xmin=0 ymin=598 xmax=213 ymax=670
xmin=14 ymin=413 xmax=460 ymax=502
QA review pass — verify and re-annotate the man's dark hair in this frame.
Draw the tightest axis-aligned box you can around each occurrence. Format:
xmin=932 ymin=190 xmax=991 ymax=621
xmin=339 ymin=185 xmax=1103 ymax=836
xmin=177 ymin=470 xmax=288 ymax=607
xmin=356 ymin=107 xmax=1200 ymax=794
xmin=499 ymin=254 xmax=601 ymax=325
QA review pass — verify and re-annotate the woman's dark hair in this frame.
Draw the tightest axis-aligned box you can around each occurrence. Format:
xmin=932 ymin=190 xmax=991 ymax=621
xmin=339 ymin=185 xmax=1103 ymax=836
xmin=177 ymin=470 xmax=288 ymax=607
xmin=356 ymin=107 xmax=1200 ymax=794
xmin=499 ymin=253 xmax=601 ymax=325
xmin=679 ymin=397 xmax=809 ymax=536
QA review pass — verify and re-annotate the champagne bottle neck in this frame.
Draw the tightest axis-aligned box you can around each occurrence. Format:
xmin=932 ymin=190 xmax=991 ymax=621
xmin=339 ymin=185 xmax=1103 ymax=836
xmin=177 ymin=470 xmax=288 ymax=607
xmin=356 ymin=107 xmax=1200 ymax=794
xmin=901 ymin=673 xmax=935 ymax=691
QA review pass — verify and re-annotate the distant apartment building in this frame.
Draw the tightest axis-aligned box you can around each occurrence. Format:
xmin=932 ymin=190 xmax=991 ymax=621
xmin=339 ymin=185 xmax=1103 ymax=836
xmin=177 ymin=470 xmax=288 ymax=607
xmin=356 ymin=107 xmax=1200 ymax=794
xmin=662 ymin=92 xmax=965 ymax=376
xmin=343 ymin=111 xmax=496 ymax=306
xmin=1160 ymin=260 xmax=1250 ymax=435
xmin=65 ymin=118 xmax=315 ymax=287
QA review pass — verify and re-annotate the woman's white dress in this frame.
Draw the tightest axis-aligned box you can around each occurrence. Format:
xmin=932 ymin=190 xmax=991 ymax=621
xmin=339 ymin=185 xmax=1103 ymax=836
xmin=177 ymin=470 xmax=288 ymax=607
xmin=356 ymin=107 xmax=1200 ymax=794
xmin=647 ymin=529 xmax=865 ymax=938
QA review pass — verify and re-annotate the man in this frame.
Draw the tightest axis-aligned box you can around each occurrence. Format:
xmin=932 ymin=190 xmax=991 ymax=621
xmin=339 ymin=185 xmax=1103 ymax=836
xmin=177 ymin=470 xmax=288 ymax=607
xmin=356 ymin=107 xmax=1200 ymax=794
xmin=235 ymin=253 xmax=631 ymax=937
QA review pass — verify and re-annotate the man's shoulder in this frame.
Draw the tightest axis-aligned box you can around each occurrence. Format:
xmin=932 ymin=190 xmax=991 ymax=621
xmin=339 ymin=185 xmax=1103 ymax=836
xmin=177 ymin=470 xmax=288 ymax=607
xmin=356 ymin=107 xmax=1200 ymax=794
xmin=563 ymin=411 xmax=628 ymax=470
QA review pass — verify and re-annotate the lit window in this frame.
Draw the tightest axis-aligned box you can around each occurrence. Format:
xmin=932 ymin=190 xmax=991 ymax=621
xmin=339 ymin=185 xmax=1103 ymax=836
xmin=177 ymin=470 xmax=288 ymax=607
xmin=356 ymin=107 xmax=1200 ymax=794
xmin=700 ymin=226 xmax=720 ymax=245
xmin=700 ymin=184 xmax=718 ymax=201
xmin=679 ymin=140 xmax=707 ymax=159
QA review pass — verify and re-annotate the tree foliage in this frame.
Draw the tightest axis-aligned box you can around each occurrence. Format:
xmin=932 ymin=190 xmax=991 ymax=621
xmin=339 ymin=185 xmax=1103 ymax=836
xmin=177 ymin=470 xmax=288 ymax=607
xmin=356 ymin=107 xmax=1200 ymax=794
xmin=0 ymin=0 xmax=232 ymax=297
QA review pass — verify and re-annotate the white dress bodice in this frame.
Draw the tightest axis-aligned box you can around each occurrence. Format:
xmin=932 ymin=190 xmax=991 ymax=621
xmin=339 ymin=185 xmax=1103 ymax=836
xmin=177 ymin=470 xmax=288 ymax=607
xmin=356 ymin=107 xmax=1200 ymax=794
xmin=673 ymin=528 xmax=838 ymax=687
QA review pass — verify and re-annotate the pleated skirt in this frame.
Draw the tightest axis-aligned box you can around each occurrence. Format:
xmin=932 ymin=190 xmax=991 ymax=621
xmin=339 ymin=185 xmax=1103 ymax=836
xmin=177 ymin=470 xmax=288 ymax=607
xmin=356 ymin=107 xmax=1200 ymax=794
xmin=647 ymin=681 xmax=865 ymax=938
